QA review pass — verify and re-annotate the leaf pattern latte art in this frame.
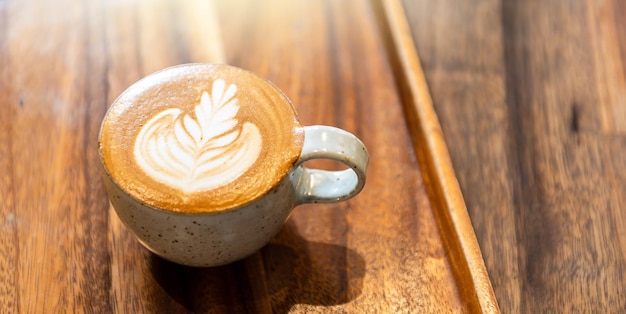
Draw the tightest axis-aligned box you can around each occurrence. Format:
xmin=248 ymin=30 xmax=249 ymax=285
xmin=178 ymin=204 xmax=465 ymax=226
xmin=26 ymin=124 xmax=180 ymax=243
xmin=134 ymin=79 xmax=262 ymax=194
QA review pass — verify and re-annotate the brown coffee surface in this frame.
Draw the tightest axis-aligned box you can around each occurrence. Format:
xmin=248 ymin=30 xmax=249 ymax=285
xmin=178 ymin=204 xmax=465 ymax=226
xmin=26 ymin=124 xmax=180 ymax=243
xmin=99 ymin=64 xmax=304 ymax=213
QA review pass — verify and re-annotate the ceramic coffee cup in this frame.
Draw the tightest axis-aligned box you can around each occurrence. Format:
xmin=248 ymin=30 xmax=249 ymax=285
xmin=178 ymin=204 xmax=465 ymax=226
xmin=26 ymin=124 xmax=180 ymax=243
xmin=99 ymin=64 xmax=368 ymax=267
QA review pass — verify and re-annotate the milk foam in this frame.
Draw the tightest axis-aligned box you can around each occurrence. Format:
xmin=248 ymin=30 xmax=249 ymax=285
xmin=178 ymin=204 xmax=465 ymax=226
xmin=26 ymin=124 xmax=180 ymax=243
xmin=100 ymin=64 xmax=305 ymax=213
xmin=134 ymin=79 xmax=262 ymax=194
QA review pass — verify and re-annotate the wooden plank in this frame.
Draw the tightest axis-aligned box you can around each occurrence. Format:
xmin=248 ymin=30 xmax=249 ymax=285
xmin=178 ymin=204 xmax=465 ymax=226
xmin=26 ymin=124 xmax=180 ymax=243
xmin=405 ymin=0 xmax=626 ymax=312
xmin=401 ymin=0 xmax=519 ymax=311
xmin=0 ymin=2 xmax=18 ymax=311
xmin=374 ymin=1 xmax=499 ymax=312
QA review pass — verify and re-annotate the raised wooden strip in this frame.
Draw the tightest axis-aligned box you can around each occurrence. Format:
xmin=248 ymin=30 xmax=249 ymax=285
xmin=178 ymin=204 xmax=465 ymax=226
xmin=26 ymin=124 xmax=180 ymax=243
xmin=373 ymin=0 xmax=500 ymax=312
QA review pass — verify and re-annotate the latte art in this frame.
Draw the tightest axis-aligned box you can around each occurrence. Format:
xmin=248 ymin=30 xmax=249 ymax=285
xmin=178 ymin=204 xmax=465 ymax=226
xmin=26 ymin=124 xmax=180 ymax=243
xmin=99 ymin=64 xmax=304 ymax=213
xmin=134 ymin=79 xmax=262 ymax=194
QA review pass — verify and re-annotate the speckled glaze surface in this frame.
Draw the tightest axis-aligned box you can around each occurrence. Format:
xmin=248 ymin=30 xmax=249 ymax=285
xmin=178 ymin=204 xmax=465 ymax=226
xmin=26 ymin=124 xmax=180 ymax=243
xmin=103 ymin=172 xmax=297 ymax=267
xmin=101 ymin=125 xmax=368 ymax=267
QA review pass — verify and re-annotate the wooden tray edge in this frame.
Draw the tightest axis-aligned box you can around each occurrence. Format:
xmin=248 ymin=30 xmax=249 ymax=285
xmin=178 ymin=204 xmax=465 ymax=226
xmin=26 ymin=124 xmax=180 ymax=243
xmin=372 ymin=0 xmax=500 ymax=312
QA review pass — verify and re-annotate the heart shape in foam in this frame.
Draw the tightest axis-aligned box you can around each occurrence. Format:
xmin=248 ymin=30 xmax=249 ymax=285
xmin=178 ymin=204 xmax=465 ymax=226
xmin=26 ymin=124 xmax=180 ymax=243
xmin=133 ymin=79 xmax=262 ymax=194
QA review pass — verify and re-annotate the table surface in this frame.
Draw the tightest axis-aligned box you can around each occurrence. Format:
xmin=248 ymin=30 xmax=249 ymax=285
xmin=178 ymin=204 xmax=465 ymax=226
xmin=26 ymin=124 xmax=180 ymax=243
xmin=1 ymin=0 xmax=625 ymax=312
xmin=406 ymin=1 xmax=626 ymax=312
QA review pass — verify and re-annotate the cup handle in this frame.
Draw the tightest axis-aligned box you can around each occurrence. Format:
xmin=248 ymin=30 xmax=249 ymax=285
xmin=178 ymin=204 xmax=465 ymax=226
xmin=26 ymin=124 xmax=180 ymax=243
xmin=290 ymin=125 xmax=369 ymax=204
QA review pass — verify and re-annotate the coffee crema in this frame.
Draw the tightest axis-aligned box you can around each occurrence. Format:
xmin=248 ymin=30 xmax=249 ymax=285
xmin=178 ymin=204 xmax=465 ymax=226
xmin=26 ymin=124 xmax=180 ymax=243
xmin=99 ymin=64 xmax=304 ymax=213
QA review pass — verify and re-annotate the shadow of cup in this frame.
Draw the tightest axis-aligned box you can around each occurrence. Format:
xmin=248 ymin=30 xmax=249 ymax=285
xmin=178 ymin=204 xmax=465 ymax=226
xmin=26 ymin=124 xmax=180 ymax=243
xmin=149 ymin=219 xmax=366 ymax=313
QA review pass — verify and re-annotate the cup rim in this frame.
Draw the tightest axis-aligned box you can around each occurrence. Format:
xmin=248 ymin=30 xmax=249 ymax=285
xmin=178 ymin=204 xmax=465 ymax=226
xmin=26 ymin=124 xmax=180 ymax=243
xmin=98 ymin=63 xmax=304 ymax=214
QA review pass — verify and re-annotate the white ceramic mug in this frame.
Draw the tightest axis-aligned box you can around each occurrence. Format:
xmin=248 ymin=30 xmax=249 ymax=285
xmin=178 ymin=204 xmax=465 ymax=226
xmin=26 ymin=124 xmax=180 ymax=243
xmin=100 ymin=65 xmax=368 ymax=267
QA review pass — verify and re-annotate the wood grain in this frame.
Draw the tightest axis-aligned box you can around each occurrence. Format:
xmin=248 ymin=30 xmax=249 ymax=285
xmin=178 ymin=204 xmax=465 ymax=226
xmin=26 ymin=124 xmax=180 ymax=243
xmin=0 ymin=0 xmax=493 ymax=312
xmin=405 ymin=0 xmax=626 ymax=312
xmin=374 ymin=1 xmax=498 ymax=312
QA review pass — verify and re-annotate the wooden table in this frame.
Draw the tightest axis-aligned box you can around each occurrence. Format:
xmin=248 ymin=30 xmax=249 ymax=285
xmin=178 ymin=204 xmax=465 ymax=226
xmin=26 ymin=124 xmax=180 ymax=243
xmin=1 ymin=0 xmax=624 ymax=312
